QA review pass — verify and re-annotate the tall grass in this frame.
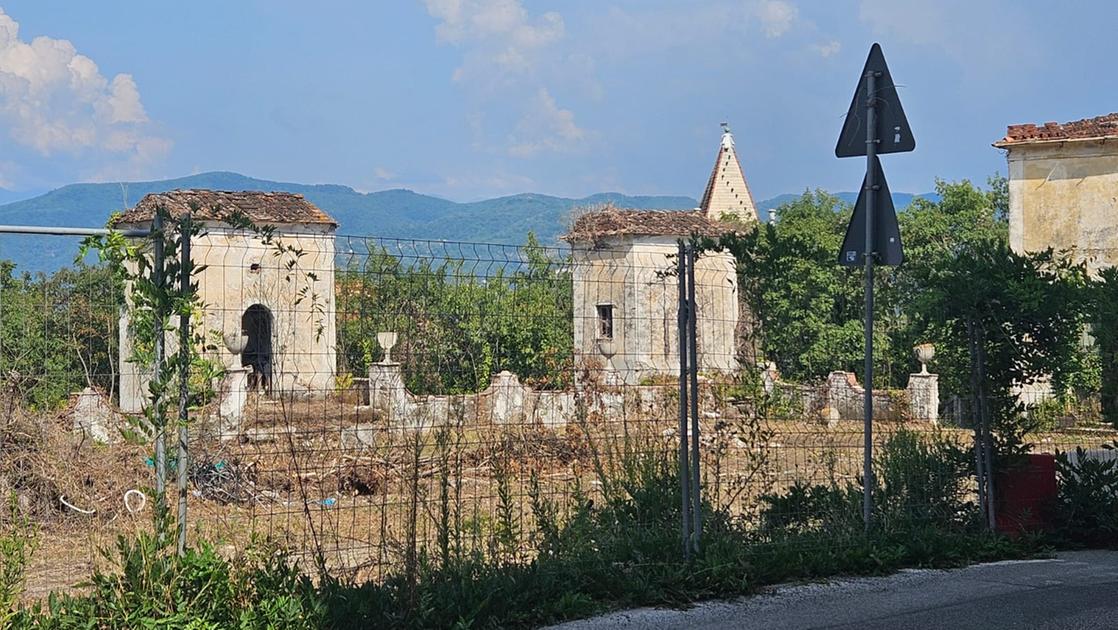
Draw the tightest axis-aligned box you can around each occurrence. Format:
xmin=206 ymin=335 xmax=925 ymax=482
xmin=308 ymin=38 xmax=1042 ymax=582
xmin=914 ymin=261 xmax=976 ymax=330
xmin=8 ymin=427 xmax=1039 ymax=629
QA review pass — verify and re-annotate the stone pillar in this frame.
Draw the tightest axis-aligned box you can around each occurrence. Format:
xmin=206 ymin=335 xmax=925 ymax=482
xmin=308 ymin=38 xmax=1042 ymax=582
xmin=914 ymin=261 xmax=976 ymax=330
xmin=491 ymin=370 xmax=527 ymax=425
xmin=217 ymin=367 xmax=248 ymax=440
xmin=760 ymin=361 xmax=779 ymax=394
xmin=907 ymin=373 xmax=939 ymax=424
xmin=70 ymin=387 xmax=120 ymax=443
xmin=368 ymin=362 xmax=408 ymax=422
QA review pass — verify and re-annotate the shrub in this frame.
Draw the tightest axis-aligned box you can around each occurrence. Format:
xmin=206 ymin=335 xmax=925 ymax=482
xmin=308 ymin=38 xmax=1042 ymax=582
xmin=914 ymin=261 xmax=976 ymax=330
xmin=1 ymin=497 xmax=37 ymax=627
xmin=11 ymin=508 xmax=326 ymax=629
xmin=874 ymin=429 xmax=975 ymax=530
xmin=1054 ymin=446 xmax=1118 ymax=546
xmin=759 ymin=429 xmax=977 ymax=537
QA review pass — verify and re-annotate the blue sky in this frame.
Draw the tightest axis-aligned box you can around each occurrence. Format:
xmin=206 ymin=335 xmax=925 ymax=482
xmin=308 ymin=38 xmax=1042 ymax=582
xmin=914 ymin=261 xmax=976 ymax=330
xmin=0 ymin=1 xmax=1115 ymax=202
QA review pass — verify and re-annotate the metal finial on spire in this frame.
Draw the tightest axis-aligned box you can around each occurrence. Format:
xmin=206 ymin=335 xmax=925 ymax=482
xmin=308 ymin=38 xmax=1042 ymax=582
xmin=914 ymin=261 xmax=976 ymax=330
xmin=720 ymin=122 xmax=734 ymax=149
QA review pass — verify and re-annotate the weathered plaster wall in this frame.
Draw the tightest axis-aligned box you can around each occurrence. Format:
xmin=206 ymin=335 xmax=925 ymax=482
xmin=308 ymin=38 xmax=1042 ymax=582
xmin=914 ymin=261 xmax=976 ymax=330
xmin=1006 ymin=140 xmax=1118 ymax=274
xmin=570 ymin=236 xmax=738 ymax=385
xmin=119 ymin=223 xmax=337 ymax=412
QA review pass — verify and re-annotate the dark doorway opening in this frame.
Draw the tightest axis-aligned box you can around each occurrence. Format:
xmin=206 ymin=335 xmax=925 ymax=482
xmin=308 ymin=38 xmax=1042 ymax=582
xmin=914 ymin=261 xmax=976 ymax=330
xmin=242 ymin=304 xmax=273 ymax=392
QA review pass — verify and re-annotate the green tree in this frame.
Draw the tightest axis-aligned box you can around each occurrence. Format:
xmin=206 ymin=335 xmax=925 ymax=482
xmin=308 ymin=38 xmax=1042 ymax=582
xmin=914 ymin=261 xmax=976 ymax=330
xmin=0 ymin=261 xmax=122 ymax=409
xmin=1094 ymin=267 xmax=1118 ymax=426
xmin=913 ymin=238 xmax=1090 ymax=451
xmin=335 ymin=233 xmax=573 ymax=395
xmin=712 ymin=190 xmax=884 ymax=382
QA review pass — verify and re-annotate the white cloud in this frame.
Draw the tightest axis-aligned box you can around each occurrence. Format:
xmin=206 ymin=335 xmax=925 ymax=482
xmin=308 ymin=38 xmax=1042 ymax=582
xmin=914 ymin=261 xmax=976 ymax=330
xmin=373 ymin=166 xmax=397 ymax=181
xmin=423 ymin=0 xmax=564 ymax=82
xmin=0 ymin=8 xmax=168 ymax=168
xmin=422 ymin=0 xmax=589 ymax=158
xmin=857 ymin=0 xmax=1036 ymax=70
xmin=755 ymin=0 xmax=798 ymax=38
xmin=508 ymin=88 xmax=586 ymax=158
xmin=812 ymin=40 xmax=842 ymax=58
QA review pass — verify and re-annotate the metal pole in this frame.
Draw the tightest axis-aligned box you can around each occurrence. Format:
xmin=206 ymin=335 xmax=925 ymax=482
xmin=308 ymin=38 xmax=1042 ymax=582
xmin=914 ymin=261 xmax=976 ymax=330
xmin=862 ymin=68 xmax=879 ymax=532
xmin=0 ymin=225 xmax=149 ymax=237
xmin=677 ymin=241 xmax=692 ymax=560
xmin=967 ymin=320 xmax=988 ymax=526
xmin=176 ymin=213 xmax=191 ymax=556
xmin=152 ymin=212 xmax=166 ymax=507
xmin=976 ymin=330 xmax=997 ymax=530
xmin=686 ymin=246 xmax=702 ymax=554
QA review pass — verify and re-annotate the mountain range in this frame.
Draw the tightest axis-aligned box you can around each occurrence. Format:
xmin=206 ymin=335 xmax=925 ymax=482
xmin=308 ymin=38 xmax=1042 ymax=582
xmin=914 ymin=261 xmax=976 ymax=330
xmin=0 ymin=171 xmax=934 ymax=274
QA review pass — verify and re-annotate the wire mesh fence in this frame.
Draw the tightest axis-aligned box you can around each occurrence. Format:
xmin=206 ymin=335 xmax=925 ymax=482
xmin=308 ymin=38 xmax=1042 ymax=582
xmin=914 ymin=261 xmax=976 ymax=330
xmin=2 ymin=222 xmax=1117 ymax=601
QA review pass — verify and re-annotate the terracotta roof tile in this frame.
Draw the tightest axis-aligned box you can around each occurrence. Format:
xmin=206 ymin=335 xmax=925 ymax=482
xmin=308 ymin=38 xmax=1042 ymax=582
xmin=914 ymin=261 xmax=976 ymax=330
xmin=563 ymin=205 xmax=732 ymax=242
xmin=115 ymin=190 xmax=337 ymax=227
xmin=995 ymin=113 xmax=1118 ymax=147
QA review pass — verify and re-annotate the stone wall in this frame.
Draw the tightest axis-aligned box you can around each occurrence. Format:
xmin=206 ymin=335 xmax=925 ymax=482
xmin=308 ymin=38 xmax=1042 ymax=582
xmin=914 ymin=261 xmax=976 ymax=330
xmin=1005 ymin=140 xmax=1118 ymax=275
xmin=762 ymin=364 xmax=939 ymax=425
xmin=358 ymin=360 xmax=938 ymax=434
xmin=363 ymin=362 xmax=686 ymax=431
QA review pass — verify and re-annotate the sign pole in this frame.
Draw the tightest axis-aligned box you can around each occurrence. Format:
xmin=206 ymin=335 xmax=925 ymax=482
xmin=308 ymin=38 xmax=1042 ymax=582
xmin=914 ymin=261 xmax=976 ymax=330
xmin=836 ymin=42 xmax=912 ymax=532
xmin=862 ymin=69 xmax=878 ymax=532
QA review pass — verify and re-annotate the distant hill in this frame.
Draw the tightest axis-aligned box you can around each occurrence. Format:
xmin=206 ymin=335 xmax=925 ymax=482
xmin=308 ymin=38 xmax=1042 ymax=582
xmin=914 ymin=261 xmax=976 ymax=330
xmin=0 ymin=171 xmax=934 ymax=274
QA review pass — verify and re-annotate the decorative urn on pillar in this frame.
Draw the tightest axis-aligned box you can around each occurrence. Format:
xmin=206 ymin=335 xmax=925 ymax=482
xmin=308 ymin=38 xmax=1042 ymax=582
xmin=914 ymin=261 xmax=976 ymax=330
xmin=914 ymin=343 xmax=935 ymax=375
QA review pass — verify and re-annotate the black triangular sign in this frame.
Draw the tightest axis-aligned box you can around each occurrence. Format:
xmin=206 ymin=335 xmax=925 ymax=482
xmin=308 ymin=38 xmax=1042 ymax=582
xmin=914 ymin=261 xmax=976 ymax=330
xmin=838 ymin=155 xmax=904 ymax=267
xmin=835 ymin=43 xmax=915 ymax=158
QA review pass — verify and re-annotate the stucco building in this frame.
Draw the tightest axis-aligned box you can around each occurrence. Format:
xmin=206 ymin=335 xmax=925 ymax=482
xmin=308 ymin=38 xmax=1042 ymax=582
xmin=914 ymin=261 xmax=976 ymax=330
xmin=563 ymin=126 xmax=757 ymax=384
xmin=995 ymin=113 xmax=1118 ymax=274
xmin=116 ymin=190 xmax=338 ymax=412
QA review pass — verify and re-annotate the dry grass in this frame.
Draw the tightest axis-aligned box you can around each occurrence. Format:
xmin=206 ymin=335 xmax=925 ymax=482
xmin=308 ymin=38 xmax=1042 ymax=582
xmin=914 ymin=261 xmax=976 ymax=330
xmin=5 ymin=391 xmax=1116 ymax=602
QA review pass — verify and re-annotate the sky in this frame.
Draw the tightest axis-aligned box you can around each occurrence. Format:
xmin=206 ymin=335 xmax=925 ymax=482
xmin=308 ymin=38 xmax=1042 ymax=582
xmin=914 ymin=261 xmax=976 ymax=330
xmin=0 ymin=0 xmax=1115 ymax=203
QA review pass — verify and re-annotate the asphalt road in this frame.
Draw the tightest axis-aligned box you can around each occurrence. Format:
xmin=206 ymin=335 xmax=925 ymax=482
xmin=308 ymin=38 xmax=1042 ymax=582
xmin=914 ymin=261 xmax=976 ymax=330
xmin=545 ymin=550 xmax=1118 ymax=630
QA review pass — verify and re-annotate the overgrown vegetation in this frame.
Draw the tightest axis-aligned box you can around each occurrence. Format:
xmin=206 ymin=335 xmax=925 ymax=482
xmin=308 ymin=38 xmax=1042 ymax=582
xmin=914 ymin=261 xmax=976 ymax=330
xmin=1054 ymin=446 xmax=1118 ymax=547
xmin=7 ymin=430 xmax=1034 ymax=629
xmin=335 ymin=232 xmax=573 ymax=395
xmin=710 ymin=178 xmax=1096 ymax=404
xmin=759 ymin=429 xmax=976 ymax=536
xmin=704 ymin=177 xmax=1110 ymax=491
xmin=0 ymin=261 xmax=121 ymax=409
xmin=3 ymin=183 xmax=1118 ymax=627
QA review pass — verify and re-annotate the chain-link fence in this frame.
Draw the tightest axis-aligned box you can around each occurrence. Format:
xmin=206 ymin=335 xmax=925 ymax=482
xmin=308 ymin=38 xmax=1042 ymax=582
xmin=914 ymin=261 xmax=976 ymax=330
xmin=2 ymin=220 xmax=1116 ymax=601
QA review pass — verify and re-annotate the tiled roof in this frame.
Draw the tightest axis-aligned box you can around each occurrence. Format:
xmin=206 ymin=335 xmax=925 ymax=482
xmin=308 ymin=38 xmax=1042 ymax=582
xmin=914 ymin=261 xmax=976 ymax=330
xmin=995 ymin=113 xmax=1118 ymax=147
xmin=563 ymin=205 xmax=731 ymax=242
xmin=115 ymin=190 xmax=338 ymax=226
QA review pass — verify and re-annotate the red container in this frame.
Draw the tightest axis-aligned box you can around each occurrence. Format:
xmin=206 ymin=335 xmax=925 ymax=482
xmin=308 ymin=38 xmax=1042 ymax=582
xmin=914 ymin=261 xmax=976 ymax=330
xmin=995 ymin=453 xmax=1057 ymax=535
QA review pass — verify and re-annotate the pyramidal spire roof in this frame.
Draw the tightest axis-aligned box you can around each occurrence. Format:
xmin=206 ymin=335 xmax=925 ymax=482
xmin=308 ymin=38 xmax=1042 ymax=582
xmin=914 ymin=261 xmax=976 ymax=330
xmin=699 ymin=124 xmax=759 ymax=224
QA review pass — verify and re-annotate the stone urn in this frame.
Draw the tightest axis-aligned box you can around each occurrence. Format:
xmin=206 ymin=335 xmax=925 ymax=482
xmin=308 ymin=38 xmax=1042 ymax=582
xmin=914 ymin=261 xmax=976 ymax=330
xmin=223 ymin=330 xmax=248 ymax=367
xmin=377 ymin=331 xmax=398 ymax=364
xmin=597 ymin=339 xmax=616 ymax=360
xmin=597 ymin=339 xmax=618 ymax=383
xmin=914 ymin=343 xmax=935 ymax=375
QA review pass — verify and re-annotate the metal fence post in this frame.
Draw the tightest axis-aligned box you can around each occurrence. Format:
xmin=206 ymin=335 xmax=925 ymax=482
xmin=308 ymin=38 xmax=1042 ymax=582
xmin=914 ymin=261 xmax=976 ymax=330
xmin=677 ymin=241 xmax=692 ymax=561
xmin=152 ymin=212 xmax=167 ymax=510
xmin=176 ymin=213 xmax=191 ymax=556
xmin=686 ymin=245 xmax=701 ymax=554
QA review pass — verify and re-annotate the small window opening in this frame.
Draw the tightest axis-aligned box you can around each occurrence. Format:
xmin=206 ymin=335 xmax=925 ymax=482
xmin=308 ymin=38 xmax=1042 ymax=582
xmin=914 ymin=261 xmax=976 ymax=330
xmin=597 ymin=304 xmax=614 ymax=340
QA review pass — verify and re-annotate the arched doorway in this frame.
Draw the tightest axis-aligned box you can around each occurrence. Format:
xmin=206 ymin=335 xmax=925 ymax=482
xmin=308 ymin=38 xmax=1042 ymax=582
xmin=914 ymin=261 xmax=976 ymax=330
xmin=241 ymin=305 xmax=273 ymax=392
